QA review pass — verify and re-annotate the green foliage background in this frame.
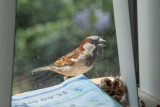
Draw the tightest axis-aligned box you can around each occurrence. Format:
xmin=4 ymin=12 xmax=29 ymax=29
xmin=13 ymin=0 xmax=120 ymax=95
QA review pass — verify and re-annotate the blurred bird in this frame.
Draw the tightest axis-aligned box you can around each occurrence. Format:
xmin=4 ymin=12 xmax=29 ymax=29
xmin=32 ymin=36 xmax=106 ymax=80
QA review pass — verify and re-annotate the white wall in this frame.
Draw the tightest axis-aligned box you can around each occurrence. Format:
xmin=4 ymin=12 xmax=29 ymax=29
xmin=138 ymin=0 xmax=160 ymax=100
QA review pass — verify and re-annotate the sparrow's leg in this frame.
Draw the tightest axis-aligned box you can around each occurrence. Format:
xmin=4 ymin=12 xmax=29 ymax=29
xmin=64 ymin=76 xmax=68 ymax=80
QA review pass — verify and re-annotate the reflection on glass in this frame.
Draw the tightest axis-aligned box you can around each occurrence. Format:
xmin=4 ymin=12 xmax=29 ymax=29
xmin=13 ymin=0 xmax=119 ymax=95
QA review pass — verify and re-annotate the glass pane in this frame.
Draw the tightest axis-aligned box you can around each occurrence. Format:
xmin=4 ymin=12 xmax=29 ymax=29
xmin=13 ymin=0 xmax=120 ymax=95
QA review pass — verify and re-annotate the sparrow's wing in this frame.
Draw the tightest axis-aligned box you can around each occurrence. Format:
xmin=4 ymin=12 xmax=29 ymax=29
xmin=32 ymin=48 xmax=81 ymax=73
xmin=53 ymin=48 xmax=81 ymax=67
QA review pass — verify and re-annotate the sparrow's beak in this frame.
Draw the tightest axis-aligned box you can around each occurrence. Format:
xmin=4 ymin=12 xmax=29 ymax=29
xmin=97 ymin=38 xmax=106 ymax=47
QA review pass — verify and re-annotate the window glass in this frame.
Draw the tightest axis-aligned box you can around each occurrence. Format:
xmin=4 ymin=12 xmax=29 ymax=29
xmin=13 ymin=0 xmax=120 ymax=95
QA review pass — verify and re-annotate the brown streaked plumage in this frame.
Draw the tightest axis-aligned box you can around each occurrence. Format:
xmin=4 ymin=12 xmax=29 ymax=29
xmin=32 ymin=36 xmax=106 ymax=80
xmin=53 ymin=48 xmax=81 ymax=67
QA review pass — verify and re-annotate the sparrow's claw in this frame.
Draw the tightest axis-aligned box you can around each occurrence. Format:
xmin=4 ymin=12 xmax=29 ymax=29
xmin=64 ymin=76 xmax=68 ymax=80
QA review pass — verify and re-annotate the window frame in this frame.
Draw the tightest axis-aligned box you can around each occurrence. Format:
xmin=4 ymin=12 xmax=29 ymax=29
xmin=0 ymin=0 xmax=16 ymax=107
xmin=113 ymin=0 xmax=139 ymax=106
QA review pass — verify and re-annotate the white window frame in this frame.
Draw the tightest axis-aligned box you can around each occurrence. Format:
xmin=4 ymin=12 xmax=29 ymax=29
xmin=0 ymin=0 xmax=16 ymax=107
xmin=113 ymin=0 xmax=139 ymax=107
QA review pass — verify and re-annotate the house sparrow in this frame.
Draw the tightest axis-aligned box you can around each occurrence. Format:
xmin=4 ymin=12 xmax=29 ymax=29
xmin=32 ymin=36 xmax=106 ymax=80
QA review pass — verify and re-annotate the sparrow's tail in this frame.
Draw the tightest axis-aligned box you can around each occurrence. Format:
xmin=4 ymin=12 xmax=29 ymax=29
xmin=32 ymin=66 xmax=53 ymax=74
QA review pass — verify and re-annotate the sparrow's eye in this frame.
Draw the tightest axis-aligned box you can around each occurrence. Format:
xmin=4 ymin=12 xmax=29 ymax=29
xmin=90 ymin=40 xmax=97 ymax=44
